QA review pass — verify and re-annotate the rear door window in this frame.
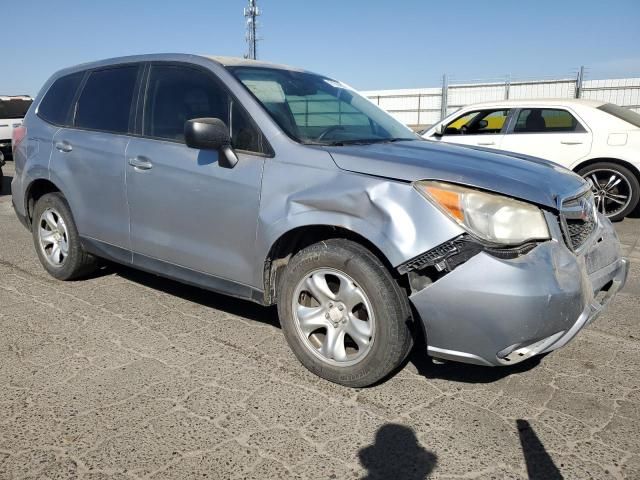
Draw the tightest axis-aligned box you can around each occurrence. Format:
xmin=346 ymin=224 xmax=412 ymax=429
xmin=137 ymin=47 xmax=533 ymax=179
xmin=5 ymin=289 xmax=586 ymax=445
xmin=444 ymin=109 xmax=509 ymax=135
xmin=38 ymin=72 xmax=84 ymax=126
xmin=75 ymin=66 xmax=139 ymax=134
xmin=513 ymin=108 xmax=585 ymax=133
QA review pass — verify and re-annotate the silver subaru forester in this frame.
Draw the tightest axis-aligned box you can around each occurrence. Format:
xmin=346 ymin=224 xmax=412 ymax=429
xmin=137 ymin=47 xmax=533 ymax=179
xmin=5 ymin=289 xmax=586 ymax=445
xmin=12 ymin=54 xmax=628 ymax=387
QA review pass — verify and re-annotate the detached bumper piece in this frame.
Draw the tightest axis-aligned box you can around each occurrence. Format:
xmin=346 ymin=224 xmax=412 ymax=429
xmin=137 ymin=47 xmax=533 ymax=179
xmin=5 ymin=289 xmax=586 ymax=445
xmin=408 ymin=217 xmax=628 ymax=367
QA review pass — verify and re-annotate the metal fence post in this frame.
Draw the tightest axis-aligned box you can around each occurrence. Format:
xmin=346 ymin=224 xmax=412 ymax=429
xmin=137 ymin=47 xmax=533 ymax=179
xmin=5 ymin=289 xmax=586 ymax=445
xmin=505 ymin=74 xmax=511 ymax=100
xmin=575 ymin=65 xmax=584 ymax=99
xmin=440 ymin=74 xmax=448 ymax=120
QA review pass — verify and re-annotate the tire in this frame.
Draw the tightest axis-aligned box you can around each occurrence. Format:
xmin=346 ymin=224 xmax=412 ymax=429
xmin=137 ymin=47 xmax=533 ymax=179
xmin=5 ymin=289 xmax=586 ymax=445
xmin=31 ymin=192 xmax=97 ymax=280
xmin=578 ymin=162 xmax=640 ymax=221
xmin=277 ymin=239 xmax=413 ymax=387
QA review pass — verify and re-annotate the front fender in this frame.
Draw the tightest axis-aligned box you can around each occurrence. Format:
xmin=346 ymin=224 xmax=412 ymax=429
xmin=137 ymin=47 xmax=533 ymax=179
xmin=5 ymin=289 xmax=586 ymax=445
xmin=255 ymin=159 xmax=464 ymax=287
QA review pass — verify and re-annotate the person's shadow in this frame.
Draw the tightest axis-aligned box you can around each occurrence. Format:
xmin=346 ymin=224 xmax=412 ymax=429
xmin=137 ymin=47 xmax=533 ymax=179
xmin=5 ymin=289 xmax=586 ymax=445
xmin=358 ymin=424 xmax=437 ymax=479
xmin=517 ymin=419 xmax=564 ymax=479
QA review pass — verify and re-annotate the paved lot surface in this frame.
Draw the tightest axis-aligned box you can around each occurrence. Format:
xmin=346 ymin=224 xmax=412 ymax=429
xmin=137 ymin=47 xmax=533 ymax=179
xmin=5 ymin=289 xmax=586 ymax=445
xmin=1 ymin=160 xmax=639 ymax=479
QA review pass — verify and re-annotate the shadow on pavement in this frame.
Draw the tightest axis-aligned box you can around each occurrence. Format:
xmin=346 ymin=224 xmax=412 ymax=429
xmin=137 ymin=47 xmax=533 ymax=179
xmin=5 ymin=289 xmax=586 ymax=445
xmin=103 ymin=261 xmax=280 ymax=327
xmin=408 ymin=333 xmax=542 ymax=384
xmin=358 ymin=424 xmax=437 ymax=480
xmin=517 ymin=419 xmax=564 ymax=479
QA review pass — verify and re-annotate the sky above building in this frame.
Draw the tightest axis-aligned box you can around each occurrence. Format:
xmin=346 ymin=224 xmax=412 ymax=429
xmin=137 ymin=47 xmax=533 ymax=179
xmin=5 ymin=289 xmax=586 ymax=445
xmin=3 ymin=0 xmax=640 ymax=96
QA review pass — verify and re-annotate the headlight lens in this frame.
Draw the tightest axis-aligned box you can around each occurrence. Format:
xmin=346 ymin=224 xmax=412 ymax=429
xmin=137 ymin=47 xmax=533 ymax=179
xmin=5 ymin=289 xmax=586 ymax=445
xmin=415 ymin=180 xmax=549 ymax=245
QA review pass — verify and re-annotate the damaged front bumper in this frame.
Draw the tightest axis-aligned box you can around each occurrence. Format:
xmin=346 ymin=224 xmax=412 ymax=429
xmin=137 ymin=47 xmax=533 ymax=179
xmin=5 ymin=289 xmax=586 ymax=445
xmin=408 ymin=213 xmax=628 ymax=367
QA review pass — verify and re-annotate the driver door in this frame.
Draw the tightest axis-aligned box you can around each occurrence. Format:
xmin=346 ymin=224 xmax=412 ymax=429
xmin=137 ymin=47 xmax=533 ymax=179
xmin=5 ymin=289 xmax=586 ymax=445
xmin=125 ymin=63 xmax=268 ymax=287
xmin=434 ymin=108 xmax=511 ymax=149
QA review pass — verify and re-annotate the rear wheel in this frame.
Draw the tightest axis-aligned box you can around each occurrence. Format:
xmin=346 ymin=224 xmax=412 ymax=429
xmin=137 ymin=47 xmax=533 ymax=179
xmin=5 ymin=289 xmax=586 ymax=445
xmin=32 ymin=192 xmax=97 ymax=280
xmin=578 ymin=162 xmax=640 ymax=221
xmin=277 ymin=239 xmax=413 ymax=387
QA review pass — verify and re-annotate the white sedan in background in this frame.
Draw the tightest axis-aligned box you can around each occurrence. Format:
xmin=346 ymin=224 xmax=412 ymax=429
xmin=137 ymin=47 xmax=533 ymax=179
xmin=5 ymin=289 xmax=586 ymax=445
xmin=422 ymin=99 xmax=640 ymax=220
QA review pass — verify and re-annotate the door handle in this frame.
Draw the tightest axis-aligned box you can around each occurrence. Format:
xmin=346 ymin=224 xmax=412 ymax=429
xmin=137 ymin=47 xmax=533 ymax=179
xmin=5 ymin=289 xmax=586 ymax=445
xmin=55 ymin=141 xmax=73 ymax=153
xmin=128 ymin=156 xmax=153 ymax=170
xmin=560 ymin=140 xmax=583 ymax=145
xmin=477 ymin=141 xmax=495 ymax=146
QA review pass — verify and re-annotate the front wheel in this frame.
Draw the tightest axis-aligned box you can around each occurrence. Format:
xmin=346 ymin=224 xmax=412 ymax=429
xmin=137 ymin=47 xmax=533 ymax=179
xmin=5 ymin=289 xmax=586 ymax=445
xmin=578 ymin=162 xmax=640 ymax=221
xmin=277 ymin=239 xmax=413 ymax=387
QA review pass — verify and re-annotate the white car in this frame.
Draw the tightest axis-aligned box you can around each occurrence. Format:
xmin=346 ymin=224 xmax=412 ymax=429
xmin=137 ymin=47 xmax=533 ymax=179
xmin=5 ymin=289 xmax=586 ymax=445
xmin=0 ymin=96 xmax=33 ymax=159
xmin=422 ymin=99 xmax=640 ymax=220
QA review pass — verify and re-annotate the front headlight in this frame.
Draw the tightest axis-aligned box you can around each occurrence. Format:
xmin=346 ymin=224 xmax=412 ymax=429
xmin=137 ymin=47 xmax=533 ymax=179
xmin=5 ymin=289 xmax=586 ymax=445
xmin=415 ymin=180 xmax=549 ymax=245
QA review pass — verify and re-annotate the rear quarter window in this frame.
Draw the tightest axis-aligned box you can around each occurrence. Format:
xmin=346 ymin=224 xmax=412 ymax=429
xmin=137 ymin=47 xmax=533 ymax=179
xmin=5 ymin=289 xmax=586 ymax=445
xmin=38 ymin=72 xmax=84 ymax=126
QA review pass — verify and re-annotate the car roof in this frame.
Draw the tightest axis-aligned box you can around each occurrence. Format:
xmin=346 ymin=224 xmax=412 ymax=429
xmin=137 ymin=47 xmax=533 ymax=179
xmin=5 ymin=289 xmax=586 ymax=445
xmin=55 ymin=53 xmax=305 ymax=77
xmin=462 ymin=98 xmax=606 ymax=109
xmin=205 ymin=55 xmax=304 ymax=71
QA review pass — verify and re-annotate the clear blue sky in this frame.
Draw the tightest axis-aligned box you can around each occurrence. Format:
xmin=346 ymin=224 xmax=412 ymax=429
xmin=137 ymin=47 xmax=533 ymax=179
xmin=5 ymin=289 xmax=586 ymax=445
xmin=3 ymin=0 xmax=640 ymax=96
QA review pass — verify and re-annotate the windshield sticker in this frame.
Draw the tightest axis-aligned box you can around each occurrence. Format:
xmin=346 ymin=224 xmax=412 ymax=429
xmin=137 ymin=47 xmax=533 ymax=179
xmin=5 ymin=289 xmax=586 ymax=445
xmin=243 ymin=80 xmax=286 ymax=103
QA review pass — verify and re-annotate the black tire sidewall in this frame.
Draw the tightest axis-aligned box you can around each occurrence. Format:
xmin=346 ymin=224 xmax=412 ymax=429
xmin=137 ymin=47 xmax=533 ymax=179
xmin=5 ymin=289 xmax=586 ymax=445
xmin=31 ymin=192 xmax=94 ymax=280
xmin=579 ymin=162 xmax=640 ymax=221
xmin=278 ymin=239 xmax=413 ymax=387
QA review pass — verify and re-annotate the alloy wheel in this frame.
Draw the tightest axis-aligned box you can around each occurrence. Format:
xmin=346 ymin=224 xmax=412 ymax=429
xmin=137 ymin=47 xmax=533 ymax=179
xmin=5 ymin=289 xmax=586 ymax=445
xmin=291 ymin=268 xmax=375 ymax=367
xmin=585 ymin=169 xmax=633 ymax=218
xmin=37 ymin=207 xmax=69 ymax=267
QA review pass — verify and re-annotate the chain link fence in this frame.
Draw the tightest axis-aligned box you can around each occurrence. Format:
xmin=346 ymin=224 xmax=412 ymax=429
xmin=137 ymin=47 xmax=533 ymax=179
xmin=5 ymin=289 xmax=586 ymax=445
xmin=363 ymin=69 xmax=640 ymax=130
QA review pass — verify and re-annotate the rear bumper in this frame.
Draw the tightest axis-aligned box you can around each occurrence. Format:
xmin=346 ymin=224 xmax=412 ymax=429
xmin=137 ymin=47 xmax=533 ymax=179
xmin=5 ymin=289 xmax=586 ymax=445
xmin=409 ymin=216 xmax=627 ymax=366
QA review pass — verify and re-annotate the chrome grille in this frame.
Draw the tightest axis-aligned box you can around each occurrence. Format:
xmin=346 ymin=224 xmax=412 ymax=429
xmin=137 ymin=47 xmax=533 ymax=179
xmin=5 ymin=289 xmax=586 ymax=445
xmin=559 ymin=190 xmax=597 ymax=251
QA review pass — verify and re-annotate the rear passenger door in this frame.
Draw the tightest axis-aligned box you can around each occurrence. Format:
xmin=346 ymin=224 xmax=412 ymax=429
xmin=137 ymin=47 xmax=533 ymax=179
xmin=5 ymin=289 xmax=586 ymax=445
xmin=499 ymin=108 xmax=592 ymax=168
xmin=50 ymin=65 xmax=141 ymax=254
xmin=436 ymin=109 xmax=510 ymax=148
xmin=125 ymin=63 xmax=267 ymax=287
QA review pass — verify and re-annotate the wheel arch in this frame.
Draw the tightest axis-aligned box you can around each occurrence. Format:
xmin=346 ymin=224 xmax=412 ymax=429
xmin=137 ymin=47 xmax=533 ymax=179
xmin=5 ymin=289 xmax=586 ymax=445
xmin=573 ymin=157 xmax=640 ymax=181
xmin=24 ymin=178 xmax=64 ymax=228
xmin=262 ymin=224 xmax=405 ymax=305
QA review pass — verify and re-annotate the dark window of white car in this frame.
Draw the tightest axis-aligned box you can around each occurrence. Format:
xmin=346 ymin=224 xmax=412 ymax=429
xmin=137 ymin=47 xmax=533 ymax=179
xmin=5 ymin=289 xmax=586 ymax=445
xmin=598 ymin=103 xmax=640 ymax=128
xmin=75 ymin=66 xmax=138 ymax=134
xmin=443 ymin=109 xmax=509 ymax=135
xmin=513 ymin=108 xmax=585 ymax=133
xmin=38 ymin=72 xmax=84 ymax=126
xmin=144 ymin=64 xmax=266 ymax=154
xmin=229 ymin=67 xmax=417 ymax=145
xmin=0 ymin=99 xmax=32 ymax=119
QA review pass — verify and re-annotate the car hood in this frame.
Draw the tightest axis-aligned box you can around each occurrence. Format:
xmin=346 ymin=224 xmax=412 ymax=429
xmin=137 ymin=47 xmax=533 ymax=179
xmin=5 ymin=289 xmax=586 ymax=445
xmin=325 ymin=140 xmax=586 ymax=209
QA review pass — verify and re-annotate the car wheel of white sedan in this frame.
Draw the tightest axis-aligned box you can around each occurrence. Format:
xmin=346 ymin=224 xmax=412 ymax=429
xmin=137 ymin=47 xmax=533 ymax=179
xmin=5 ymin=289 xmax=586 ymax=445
xmin=578 ymin=162 xmax=640 ymax=221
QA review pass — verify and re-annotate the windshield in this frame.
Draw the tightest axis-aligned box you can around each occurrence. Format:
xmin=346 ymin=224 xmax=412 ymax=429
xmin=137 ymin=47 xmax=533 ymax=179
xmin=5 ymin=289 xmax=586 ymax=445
xmin=598 ymin=103 xmax=640 ymax=128
xmin=228 ymin=67 xmax=418 ymax=145
xmin=0 ymin=99 xmax=32 ymax=119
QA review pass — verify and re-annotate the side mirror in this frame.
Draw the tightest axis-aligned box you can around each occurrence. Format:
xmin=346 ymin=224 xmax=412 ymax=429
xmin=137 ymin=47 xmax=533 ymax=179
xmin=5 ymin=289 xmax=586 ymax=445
xmin=476 ymin=119 xmax=488 ymax=129
xmin=184 ymin=117 xmax=238 ymax=168
xmin=434 ymin=123 xmax=446 ymax=137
